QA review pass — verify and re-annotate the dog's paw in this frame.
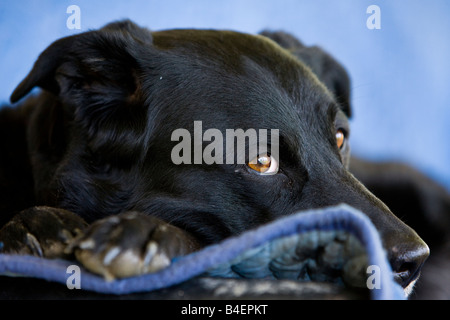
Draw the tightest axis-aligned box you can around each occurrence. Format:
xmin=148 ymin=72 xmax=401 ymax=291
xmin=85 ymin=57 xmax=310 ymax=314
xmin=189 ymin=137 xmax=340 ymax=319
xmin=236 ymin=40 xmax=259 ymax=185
xmin=0 ymin=206 xmax=87 ymax=259
xmin=67 ymin=212 xmax=200 ymax=280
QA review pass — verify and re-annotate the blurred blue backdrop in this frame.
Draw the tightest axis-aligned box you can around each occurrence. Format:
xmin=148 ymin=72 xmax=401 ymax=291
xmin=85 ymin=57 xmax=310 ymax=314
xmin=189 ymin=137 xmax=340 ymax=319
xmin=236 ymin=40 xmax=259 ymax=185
xmin=0 ymin=0 xmax=449 ymax=190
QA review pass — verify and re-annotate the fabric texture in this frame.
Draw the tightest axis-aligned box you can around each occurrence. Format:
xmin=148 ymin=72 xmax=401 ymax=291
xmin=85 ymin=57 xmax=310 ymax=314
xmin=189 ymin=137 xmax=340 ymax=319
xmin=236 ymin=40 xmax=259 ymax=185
xmin=0 ymin=204 xmax=405 ymax=299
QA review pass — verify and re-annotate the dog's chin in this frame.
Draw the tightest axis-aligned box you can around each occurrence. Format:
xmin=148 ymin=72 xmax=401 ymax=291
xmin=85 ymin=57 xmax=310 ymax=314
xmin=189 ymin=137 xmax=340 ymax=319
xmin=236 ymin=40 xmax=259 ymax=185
xmin=402 ymin=277 xmax=418 ymax=298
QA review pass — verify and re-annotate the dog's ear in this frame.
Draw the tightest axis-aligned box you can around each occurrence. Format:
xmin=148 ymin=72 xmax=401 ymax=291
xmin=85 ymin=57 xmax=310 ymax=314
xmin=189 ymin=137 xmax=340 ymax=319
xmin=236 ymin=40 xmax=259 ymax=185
xmin=260 ymin=31 xmax=352 ymax=118
xmin=11 ymin=20 xmax=153 ymax=163
xmin=10 ymin=19 xmax=152 ymax=104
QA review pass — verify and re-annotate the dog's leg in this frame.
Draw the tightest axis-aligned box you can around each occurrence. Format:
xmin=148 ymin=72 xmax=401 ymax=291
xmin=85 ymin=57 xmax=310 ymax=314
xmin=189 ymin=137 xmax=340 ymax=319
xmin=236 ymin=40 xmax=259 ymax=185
xmin=0 ymin=208 xmax=200 ymax=280
xmin=66 ymin=212 xmax=201 ymax=280
xmin=0 ymin=206 xmax=87 ymax=259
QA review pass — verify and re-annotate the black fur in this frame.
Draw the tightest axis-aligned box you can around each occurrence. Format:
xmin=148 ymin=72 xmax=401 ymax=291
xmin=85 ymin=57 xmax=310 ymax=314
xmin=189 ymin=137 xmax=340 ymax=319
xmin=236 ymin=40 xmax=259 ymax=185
xmin=1 ymin=20 xmax=444 ymax=296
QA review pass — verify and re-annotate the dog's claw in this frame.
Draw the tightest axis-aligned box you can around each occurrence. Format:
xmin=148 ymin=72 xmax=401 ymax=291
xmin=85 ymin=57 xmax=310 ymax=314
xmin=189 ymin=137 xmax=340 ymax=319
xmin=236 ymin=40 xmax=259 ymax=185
xmin=25 ymin=232 xmax=43 ymax=257
xmin=142 ymin=241 xmax=171 ymax=272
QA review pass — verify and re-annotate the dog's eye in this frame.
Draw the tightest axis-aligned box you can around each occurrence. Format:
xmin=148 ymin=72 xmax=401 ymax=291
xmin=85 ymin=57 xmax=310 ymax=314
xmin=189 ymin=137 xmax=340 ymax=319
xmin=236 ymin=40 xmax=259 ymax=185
xmin=247 ymin=154 xmax=279 ymax=175
xmin=336 ymin=129 xmax=346 ymax=150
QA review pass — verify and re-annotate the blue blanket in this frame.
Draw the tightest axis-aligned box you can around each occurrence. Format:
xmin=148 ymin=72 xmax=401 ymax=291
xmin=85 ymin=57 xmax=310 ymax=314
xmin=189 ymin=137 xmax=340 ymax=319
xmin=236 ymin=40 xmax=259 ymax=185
xmin=0 ymin=204 xmax=405 ymax=299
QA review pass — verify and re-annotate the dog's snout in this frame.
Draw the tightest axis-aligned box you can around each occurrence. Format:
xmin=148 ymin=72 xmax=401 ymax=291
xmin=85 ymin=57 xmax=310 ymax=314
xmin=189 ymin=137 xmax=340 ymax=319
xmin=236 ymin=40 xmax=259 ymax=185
xmin=388 ymin=238 xmax=429 ymax=289
xmin=302 ymin=169 xmax=430 ymax=292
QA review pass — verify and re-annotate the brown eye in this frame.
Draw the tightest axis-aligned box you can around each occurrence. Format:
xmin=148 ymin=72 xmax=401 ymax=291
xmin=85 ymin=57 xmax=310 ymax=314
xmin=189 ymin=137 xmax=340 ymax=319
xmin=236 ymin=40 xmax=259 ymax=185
xmin=247 ymin=153 xmax=279 ymax=175
xmin=336 ymin=129 xmax=345 ymax=149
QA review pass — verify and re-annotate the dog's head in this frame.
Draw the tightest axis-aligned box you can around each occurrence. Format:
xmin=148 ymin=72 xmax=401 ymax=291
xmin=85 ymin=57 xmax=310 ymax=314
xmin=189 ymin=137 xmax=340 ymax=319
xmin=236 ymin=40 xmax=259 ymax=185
xmin=11 ymin=20 xmax=428 ymax=294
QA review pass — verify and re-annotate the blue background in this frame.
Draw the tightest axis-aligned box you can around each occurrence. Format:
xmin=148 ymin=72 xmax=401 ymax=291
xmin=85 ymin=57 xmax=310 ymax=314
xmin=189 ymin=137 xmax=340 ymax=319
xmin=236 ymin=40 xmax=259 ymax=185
xmin=1 ymin=0 xmax=449 ymax=190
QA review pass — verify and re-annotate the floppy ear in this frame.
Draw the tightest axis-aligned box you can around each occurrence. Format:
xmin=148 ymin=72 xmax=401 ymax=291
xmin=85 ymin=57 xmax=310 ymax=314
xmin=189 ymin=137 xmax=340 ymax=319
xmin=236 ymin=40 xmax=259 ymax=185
xmin=10 ymin=34 xmax=75 ymax=103
xmin=11 ymin=20 xmax=153 ymax=162
xmin=260 ymin=31 xmax=352 ymax=118
xmin=11 ymin=19 xmax=152 ymax=104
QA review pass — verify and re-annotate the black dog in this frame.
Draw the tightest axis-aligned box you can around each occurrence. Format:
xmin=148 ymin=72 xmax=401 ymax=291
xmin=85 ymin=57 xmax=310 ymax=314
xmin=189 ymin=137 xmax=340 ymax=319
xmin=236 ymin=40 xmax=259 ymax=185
xmin=0 ymin=20 xmax=431 ymax=296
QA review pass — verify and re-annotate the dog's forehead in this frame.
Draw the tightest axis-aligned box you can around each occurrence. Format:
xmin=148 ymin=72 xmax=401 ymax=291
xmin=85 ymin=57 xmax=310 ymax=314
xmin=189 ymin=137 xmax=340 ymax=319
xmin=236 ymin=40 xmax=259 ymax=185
xmin=144 ymin=29 xmax=336 ymax=133
xmin=150 ymin=29 xmax=319 ymax=86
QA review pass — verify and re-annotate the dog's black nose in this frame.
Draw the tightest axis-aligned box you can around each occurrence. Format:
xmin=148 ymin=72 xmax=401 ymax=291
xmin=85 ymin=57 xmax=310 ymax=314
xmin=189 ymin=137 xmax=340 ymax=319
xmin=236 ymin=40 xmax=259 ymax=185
xmin=388 ymin=239 xmax=429 ymax=289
